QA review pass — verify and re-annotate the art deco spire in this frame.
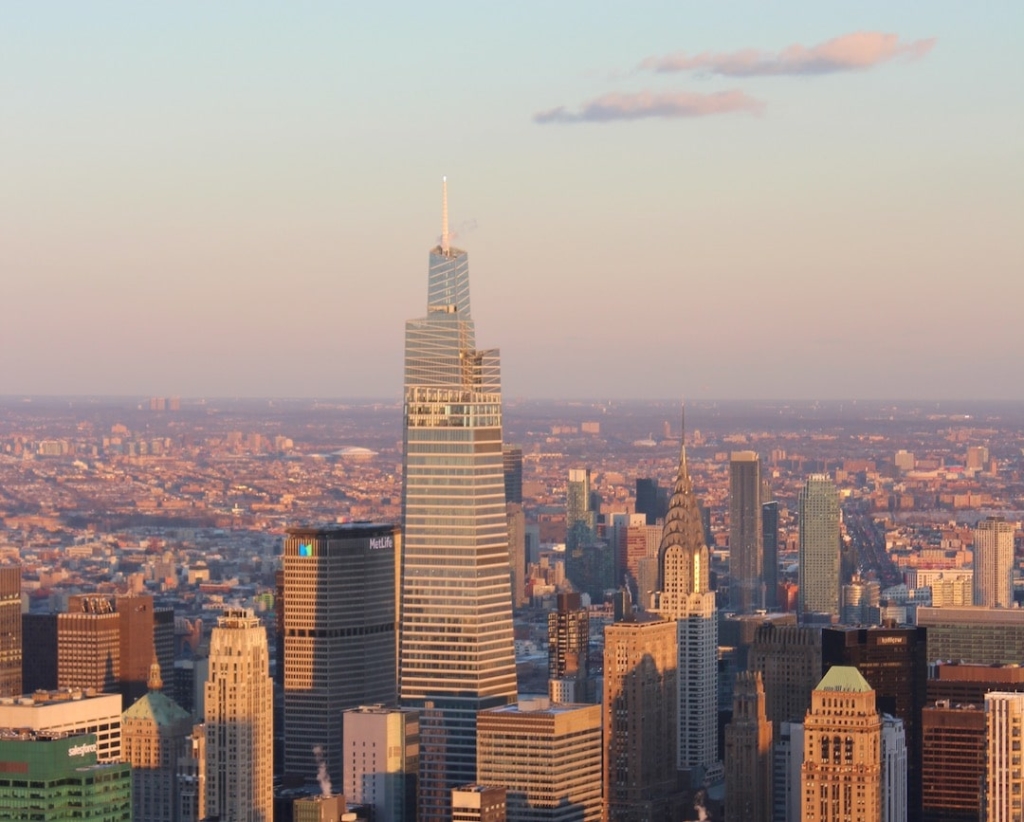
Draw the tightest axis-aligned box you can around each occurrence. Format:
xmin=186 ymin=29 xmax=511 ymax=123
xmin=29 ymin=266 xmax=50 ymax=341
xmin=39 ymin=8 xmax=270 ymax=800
xmin=441 ymin=175 xmax=450 ymax=255
xmin=658 ymin=404 xmax=707 ymax=564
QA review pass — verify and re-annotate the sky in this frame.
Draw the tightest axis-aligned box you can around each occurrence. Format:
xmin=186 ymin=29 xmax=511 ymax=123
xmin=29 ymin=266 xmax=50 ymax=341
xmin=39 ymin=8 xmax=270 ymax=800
xmin=2 ymin=2 xmax=1022 ymax=401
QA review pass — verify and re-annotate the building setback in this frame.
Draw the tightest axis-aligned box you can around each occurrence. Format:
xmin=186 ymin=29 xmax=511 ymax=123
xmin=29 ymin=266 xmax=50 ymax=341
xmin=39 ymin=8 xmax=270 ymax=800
xmin=724 ymin=672 xmax=772 ymax=822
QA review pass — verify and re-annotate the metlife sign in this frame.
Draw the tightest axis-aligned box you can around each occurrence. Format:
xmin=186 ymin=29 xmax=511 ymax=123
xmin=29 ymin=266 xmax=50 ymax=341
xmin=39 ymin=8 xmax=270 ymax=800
xmin=369 ymin=535 xmax=394 ymax=551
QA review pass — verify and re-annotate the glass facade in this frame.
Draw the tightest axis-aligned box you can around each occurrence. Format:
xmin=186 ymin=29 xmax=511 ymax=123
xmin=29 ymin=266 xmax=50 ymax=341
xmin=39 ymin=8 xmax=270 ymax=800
xmin=798 ymin=475 xmax=841 ymax=616
xmin=400 ymin=217 xmax=516 ymax=822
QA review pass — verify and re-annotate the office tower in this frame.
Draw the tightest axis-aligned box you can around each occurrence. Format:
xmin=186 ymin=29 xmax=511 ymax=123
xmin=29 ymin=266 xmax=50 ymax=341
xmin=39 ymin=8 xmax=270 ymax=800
xmin=503 ymin=445 xmax=523 ymax=504
xmin=881 ymin=715 xmax=907 ymax=822
xmin=822 ymin=626 xmax=927 ymax=822
xmin=566 ymin=468 xmax=596 ymax=551
xmin=927 ymin=661 xmax=1024 ymax=704
xmin=283 ymin=524 xmax=398 ymax=786
xmin=178 ymin=724 xmax=207 ymax=822
xmin=507 ymin=503 xmax=527 ymax=608
xmin=122 ymin=662 xmax=193 ymax=822
xmin=547 ymin=592 xmax=591 ymax=703
xmin=400 ymin=180 xmax=517 ymax=822
xmin=724 ymin=672 xmax=772 ymax=822
xmin=0 ymin=566 xmax=21 ymax=698
xmin=921 ymin=701 xmax=985 ymax=822
xmin=603 ymin=614 xmax=681 ymax=822
xmin=477 ymin=697 xmax=603 ymax=822
xmin=798 ymin=474 xmax=841 ymax=617
xmin=452 ymin=786 xmax=507 ymax=822
xmin=204 ymin=608 xmax=273 ymax=822
xmin=566 ymin=468 xmax=608 ymax=597
xmin=294 ymin=795 xmax=347 ymax=822
xmin=801 ymin=666 xmax=882 ymax=822
xmin=21 ymin=612 xmax=57 ymax=692
xmin=773 ymin=722 xmax=804 ymax=822
xmin=652 ymin=420 xmax=718 ymax=772
xmin=762 ymin=501 xmax=779 ymax=610
xmin=635 ymin=477 xmax=662 ymax=525
xmin=985 ymin=692 xmax=1024 ymax=822
xmin=0 ymin=688 xmax=123 ymax=761
xmin=57 ymin=606 xmax=121 ymax=694
xmin=0 ymin=732 xmax=132 ymax=821
xmin=343 ymin=705 xmax=419 ymax=822
xmin=917 ymin=605 xmax=1024 ymax=664
xmin=749 ymin=623 xmax=822 ymax=735
xmin=972 ymin=516 xmax=1015 ymax=608
xmin=68 ymin=593 xmax=174 ymax=704
xmin=842 ymin=577 xmax=881 ymax=625
xmin=729 ymin=451 xmax=763 ymax=613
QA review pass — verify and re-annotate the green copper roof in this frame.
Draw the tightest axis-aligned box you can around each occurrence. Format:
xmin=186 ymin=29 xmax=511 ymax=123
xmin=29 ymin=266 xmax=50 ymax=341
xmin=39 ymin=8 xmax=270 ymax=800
xmin=817 ymin=665 xmax=873 ymax=693
xmin=122 ymin=689 xmax=191 ymax=727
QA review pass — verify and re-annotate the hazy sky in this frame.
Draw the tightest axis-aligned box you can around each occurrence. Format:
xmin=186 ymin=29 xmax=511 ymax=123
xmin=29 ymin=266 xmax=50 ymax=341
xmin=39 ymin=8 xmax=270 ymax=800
xmin=2 ymin=3 xmax=1022 ymax=400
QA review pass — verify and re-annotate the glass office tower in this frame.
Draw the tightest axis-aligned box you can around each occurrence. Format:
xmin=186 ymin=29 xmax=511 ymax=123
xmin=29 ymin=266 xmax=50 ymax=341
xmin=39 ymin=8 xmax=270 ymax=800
xmin=400 ymin=179 xmax=517 ymax=822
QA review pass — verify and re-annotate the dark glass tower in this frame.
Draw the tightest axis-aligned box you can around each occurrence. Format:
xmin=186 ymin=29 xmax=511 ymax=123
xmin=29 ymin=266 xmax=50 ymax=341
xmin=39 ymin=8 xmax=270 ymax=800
xmin=761 ymin=501 xmax=779 ymax=610
xmin=822 ymin=625 xmax=928 ymax=822
xmin=503 ymin=445 xmax=523 ymax=504
xmin=400 ymin=179 xmax=516 ymax=822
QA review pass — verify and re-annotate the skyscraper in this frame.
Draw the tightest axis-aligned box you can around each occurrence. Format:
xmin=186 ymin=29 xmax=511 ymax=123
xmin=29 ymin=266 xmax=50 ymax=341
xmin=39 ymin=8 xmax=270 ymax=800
xmin=122 ymin=662 xmax=193 ymax=822
xmin=972 ymin=516 xmax=1015 ymax=608
xmin=749 ymin=623 xmax=822 ymax=735
xmin=635 ymin=477 xmax=664 ymax=526
xmin=762 ymin=501 xmax=780 ymax=610
xmin=547 ymin=592 xmax=591 ymax=703
xmin=476 ymin=697 xmax=603 ymax=822
xmin=985 ymin=692 xmax=1024 ymax=822
xmin=343 ymin=705 xmax=419 ymax=822
xmin=798 ymin=474 xmax=841 ymax=617
xmin=801 ymin=667 xmax=882 ymax=822
xmin=283 ymin=523 xmax=398 ymax=787
xmin=204 ymin=608 xmax=273 ymax=822
xmin=729 ymin=451 xmax=763 ymax=613
xmin=603 ymin=613 xmax=681 ymax=822
xmin=822 ymin=626 xmax=927 ymax=822
xmin=400 ymin=180 xmax=517 ymax=822
xmin=503 ymin=445 xmax=523 ymax=505
xmin=0 ymin=565 xmax=21 ymax=698
xmin=653 ymin=414 xmax=718 ymax=773
xmin=724 ymin=672 xmax=773 ymax=822
xmin=507 ymin=503 xmax=527 ymax=609
xmin=566 ymin=468 xmax=607 ymax=597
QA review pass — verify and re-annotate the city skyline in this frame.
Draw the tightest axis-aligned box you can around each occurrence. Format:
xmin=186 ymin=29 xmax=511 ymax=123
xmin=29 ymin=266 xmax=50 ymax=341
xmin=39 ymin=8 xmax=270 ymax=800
xmin=3 ymin=3 xmax=1022 ymax=401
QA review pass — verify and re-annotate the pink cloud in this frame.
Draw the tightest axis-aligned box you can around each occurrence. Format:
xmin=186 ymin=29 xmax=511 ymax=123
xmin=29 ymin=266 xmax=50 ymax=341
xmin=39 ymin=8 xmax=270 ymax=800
xmin=534 ymin=89 xmax=764 ymax=124
xmin=640 ymin=32 xmax=936 ymax=77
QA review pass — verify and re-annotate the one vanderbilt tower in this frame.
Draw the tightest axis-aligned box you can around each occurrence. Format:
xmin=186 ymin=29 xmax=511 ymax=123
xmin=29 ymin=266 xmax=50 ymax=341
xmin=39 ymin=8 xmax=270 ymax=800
xmin=400 ymin=179 xmax=517 ymax=822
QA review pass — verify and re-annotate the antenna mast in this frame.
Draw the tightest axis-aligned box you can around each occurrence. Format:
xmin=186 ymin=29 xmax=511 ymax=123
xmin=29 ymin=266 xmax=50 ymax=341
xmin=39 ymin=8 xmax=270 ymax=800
xmin=441 ymin=176 xmax=450 ymax=255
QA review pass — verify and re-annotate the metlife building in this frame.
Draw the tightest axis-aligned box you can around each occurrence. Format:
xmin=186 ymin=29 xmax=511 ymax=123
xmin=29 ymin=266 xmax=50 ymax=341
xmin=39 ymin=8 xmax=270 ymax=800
xmin=282 ymin=523 xmax=399 ymax=788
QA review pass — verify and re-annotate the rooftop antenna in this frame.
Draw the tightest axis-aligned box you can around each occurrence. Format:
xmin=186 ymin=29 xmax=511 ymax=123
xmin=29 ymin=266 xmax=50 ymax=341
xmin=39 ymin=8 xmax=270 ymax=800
xmin=441 ymin=176 xmax=450 ymax=255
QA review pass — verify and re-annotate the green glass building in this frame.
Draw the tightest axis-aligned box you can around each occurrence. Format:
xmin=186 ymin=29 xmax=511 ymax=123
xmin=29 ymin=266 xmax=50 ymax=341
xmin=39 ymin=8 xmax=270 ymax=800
xmin=0 ymin=732 xmax=131 ymax=821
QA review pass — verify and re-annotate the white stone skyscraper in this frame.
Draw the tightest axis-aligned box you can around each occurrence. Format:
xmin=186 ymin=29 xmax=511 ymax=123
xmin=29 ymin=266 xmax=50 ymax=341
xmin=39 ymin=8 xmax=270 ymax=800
xmin=400 ymin=179 xmax=517 ymax=822
xmin=204 ymin=609 xmax=273 ymax=822
xmin=653 ymin=409 xmax=719 ymax=773
xmin=797 ymin=474 xmax=841 ymax=617
xmin=973 ymin=516 xmax=1015 ymax=608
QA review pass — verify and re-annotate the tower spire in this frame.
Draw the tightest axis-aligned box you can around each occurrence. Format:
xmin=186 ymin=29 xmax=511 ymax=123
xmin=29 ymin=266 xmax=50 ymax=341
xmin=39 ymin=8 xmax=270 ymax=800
xmin=441 ymin=176 xmax=450 ymax=255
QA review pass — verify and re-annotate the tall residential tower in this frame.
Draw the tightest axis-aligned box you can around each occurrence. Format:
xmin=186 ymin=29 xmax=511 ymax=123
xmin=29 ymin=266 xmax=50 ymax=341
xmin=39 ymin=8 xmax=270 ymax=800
xmin=400 ymin=180 xmax=517 ymax=822
xmin=729 ymin=452 xmax=763 ymax=613
xmin=798 ymin=475 xmax=841 ymax=617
